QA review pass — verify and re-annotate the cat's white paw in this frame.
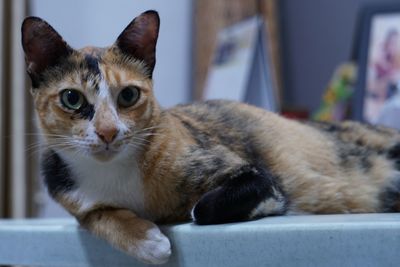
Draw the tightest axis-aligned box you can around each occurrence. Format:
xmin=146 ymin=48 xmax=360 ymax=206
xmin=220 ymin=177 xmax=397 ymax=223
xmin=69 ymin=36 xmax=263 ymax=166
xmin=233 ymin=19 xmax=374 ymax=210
xmin=129 ymin=228 xmax=172 ymax=265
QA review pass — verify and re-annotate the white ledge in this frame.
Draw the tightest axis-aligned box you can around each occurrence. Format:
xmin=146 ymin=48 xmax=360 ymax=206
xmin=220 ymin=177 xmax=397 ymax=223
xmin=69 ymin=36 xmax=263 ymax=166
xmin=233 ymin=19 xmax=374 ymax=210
xmin=0 ymin=214 xmax=400 ymax=267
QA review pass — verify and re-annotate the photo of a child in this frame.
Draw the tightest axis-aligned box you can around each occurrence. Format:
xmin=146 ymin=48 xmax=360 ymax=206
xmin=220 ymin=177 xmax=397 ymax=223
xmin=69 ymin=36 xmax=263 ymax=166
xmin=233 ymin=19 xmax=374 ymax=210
xmin=365 ymin=14 xmax=400 ymax=125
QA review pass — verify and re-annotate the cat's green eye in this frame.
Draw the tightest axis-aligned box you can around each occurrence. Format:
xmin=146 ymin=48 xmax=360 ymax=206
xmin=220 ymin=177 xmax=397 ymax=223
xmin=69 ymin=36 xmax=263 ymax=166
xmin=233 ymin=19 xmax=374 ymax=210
xmin=118 ymin=86 xmax=140 ymax=108
xmin=60 ymin=89 xmax=86 ymax=110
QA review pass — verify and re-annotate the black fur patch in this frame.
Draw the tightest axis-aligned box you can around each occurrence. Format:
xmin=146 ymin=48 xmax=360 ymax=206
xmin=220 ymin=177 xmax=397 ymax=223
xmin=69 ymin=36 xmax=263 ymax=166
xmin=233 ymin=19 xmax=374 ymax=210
xmin=30 ymin=58 xmax=78 ymax=89
xmin=364 ymin=123 xmax=395 ymax=135
xmin=76 ymin=103 xmax=95 ymax=121
xmin=170 ymin=112 xmax=212 ymax=148
xmin=41 ymin=150 xmax=75 ymax=197
xmin=181 ymin=120 xmax=211 ymax=148
xmin=192 ymin=165 xmax=287 ymax=225
xmin=337 ymin=144 xmax=373 ymax=172
xmin=29 ymin=73 xmax=42 ymax=89
xmin=360 ymin=154 xmax=373 ymax=170
xmin=387 ymin=143 xmax=400 ymax=170
xmin=380 ymin=178 xmax=400 ymax=212
xmin=84 ymin=55 xmax=100 ymax=75
xmin=183 ymin=147 xmax=226 ymax=185
xmin=32 ymin=55 xmax=101 ymax=90
xmin=306 ymin=121 xmax=344 ymax=133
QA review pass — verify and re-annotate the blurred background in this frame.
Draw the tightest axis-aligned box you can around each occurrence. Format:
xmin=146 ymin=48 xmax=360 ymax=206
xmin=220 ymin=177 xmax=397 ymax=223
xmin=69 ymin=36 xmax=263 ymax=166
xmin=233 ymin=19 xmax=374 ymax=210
xmin=1 ymin=0 xmax=400 ymax=218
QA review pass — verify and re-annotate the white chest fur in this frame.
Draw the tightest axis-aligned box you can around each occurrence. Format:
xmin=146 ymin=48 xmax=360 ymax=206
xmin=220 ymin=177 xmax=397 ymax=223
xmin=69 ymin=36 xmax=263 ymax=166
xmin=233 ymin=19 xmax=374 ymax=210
xmin=62 ymin=154 xmax=147 ymax=218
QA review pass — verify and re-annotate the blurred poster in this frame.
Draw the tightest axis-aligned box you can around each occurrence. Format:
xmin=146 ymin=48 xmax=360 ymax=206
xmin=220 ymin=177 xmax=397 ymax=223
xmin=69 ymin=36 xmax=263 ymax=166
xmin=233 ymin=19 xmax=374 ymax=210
xmin=204 ymin=17 xmax=278 ymax=112
xmin=365 ymin=14 xmax=400 ymax=124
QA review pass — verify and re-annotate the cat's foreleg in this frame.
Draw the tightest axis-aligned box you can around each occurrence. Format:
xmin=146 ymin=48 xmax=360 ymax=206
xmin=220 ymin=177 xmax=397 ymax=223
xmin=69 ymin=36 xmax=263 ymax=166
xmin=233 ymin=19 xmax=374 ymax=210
xmin=192 ymin=165 xmax=288 ymax=225
xmin=78 ymin=208 xmax=171 ymax=264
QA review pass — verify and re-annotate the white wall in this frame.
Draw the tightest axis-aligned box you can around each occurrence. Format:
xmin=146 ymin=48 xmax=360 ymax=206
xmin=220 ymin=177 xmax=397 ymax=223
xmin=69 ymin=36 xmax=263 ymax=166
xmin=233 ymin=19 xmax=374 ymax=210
xmin=31 ymin=0 xmax=192 ymax=107
xmin=30 ymin=0 xmax=193 ymax=217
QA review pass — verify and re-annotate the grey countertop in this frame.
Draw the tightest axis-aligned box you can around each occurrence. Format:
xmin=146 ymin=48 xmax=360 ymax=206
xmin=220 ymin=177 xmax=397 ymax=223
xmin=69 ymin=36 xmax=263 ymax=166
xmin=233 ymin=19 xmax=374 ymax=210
xmin=0 ymin=213 xmax=399 ymax=267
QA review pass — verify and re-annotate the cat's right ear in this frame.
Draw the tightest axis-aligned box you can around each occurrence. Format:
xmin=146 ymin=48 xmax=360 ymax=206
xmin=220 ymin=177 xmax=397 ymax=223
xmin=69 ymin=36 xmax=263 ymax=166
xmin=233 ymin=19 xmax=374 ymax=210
xmin=21 ymin=17 xmax=73 ymax=88
xmin=115 ymin=11 xmax=160 ymax=78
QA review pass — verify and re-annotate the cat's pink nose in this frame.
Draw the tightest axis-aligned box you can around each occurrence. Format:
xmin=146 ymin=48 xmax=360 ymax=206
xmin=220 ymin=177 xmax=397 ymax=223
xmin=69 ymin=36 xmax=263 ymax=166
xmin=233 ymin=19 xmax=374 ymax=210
xmin=96 ymin=127 xmax=118 ymax=144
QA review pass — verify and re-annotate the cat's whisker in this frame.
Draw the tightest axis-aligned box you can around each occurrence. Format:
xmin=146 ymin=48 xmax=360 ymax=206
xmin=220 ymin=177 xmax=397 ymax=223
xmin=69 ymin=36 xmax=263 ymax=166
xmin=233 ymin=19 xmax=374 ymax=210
xmin=139 ymin=132 xmax=165 ymax=138
xmin=26 ymin=142 xmax=76 ymax=155
xmin=126 ymin=140 xmax=148 ymax=149
xmin=126 ymin=141 xmax=147 ymax=148
xmin=24 ymin=133 xmax=92 ymax=144
xmin=138 ymin=125 xmax=165 ymax=132
xmin=123 ymin=132 xmax=166 ymax=142
xmin=130 ymin=136 xmax=152 ymax=144
xmin=24 ymin=132 xmax=68 ymax=136
xmin=25 ymin=140 xmax=68 ymax=153
xmin=27 ymin=140 xmax=76 ymax=158
xmin=122 ymin=134 xmax=153 ymax=144
xmin=132 ymin=126 xmax=166 ymax=136
xmin=23 ymin=133 xmax=76 ymax=140
xmin=26 ymin=140 xmax=73 ymax=152
xmin=27 ymin=138 xmax=72 ymax=147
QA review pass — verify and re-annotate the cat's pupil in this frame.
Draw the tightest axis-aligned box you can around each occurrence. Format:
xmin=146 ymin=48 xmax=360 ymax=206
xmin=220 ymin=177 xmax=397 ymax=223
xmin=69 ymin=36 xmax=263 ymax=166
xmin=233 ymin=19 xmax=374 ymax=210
xmin=121 ymin=88 xmax=134 ymax=101
xmin=67 ymin=90 xmax=80 ymax=105
xmin=118 ymin=86 xmax=139 ymax=108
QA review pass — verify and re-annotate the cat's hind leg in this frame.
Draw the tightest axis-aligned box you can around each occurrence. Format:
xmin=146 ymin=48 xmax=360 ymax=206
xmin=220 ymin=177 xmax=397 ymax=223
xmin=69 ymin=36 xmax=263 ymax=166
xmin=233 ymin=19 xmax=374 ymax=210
xmin=192 ymin=166 xmax=288 ymax=225
xmin=382 ymin=143 xmax=400 ymax=212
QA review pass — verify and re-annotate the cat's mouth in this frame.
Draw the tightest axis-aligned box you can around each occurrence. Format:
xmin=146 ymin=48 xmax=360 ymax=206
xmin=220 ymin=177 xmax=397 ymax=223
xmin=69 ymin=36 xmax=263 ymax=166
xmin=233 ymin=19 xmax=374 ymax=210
xmin=90 ymin=143 xmax=122 ymax=161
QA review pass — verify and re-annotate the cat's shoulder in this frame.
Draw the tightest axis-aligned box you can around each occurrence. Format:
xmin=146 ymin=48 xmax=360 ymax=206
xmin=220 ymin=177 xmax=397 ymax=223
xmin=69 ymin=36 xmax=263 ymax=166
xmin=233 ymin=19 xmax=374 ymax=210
xmin=166 ymin=99 xmax=269 ymax=118
xmin=168 ymin=99 xmax=238 ymax=111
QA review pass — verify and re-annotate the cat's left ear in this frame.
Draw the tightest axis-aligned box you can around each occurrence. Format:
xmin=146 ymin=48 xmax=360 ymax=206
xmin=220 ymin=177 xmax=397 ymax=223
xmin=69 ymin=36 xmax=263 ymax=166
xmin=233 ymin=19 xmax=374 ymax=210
xmin=116 ymin=10 xmax=160 ymax=78
xmin=21 ymin=17 xmax=73 ymax=88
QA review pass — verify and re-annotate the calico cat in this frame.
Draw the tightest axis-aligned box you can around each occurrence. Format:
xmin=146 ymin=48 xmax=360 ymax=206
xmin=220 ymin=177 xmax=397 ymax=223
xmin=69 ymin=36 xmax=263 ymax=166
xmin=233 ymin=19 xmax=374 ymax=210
xmin=22 ymin=10 xmax=400 ymax=265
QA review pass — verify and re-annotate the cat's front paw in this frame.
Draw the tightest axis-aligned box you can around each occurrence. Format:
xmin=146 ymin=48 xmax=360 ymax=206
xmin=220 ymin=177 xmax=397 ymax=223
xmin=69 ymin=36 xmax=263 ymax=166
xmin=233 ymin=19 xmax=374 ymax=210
xmin=129 ymin=228 xmax=172 ymax=265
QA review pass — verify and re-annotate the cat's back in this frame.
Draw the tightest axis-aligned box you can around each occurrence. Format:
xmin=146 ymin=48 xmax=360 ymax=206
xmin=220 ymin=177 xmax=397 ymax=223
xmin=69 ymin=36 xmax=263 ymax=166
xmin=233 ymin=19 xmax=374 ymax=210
xmin=166 ymin=99 xmax=277 ymax=131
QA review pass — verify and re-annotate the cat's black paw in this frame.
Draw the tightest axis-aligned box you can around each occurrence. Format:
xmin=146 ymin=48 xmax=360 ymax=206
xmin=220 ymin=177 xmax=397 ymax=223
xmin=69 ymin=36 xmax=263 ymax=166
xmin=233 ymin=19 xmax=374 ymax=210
xmin=388 ymin=143 xmax=400 ymax=169
xmin=192 ymin=166 xmax=287 ymax=225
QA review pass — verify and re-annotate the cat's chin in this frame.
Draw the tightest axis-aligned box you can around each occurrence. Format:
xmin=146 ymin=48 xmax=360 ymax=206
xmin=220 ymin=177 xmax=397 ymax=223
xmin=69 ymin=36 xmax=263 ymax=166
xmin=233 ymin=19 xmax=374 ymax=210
xmin=91 ymin=149 xmax=120 ymax=162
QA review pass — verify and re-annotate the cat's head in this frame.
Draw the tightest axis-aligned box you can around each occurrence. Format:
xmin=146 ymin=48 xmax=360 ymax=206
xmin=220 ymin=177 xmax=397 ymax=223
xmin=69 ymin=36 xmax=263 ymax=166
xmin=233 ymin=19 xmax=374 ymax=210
xmin=22 ymin=11 xmax=161 ymax=162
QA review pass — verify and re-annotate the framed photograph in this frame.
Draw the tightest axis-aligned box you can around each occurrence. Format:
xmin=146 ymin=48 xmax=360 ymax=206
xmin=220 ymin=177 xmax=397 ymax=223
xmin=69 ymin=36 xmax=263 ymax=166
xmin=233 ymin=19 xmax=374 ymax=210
xmin=204 ymin=16 xmax=278 ymax=112
xmin=353 ymin=4 xmax=400 ymax=126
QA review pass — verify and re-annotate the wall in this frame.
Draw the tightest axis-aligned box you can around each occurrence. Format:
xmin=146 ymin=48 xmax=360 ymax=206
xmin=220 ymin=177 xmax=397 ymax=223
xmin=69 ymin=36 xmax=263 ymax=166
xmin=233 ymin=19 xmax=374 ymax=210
xmin=280 ymin=0 xmax=400 ymax=113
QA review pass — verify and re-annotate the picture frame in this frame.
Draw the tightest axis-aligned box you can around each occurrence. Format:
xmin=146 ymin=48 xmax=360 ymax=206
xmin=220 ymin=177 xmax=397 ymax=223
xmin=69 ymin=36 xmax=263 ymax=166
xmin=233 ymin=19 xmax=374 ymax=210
xmin=204 ymin=16 xmax=279 ymax=112
xmin=353 ymin=4 xmax=400 ymax=126
xmin=193 ymin=0 xmax=282 ymax=106
xmin=352 ymin=4 xmax=400 ymax=128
